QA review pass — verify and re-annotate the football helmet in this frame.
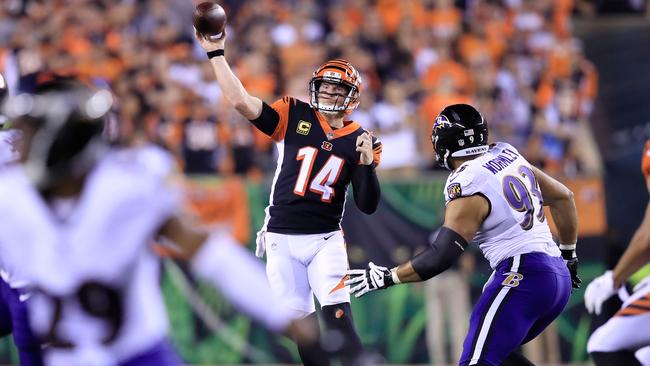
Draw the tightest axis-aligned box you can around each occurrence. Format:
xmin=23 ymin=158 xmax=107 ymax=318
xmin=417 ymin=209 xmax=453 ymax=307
xmin=2 ymin=77 xmax=112 ymax=190
xmin=431 ymin=104 xmax=489 ymax=170
xmin=309 ymin=59 xmax=362 ymax=114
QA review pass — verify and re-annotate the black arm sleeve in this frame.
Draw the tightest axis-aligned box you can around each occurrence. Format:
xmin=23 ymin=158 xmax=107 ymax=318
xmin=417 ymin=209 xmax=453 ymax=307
xmin=351 ymin=163 xmax=380 ymax=214
xmin=411 ymin=227 xmax=468 ymax=281
xmin=248 ymin=102 xmax=280 ymax=136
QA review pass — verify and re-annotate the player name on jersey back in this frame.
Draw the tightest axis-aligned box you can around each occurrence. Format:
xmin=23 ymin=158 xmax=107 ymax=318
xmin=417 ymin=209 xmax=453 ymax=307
xmin=481 ymin=147 xmax=519 ymax=174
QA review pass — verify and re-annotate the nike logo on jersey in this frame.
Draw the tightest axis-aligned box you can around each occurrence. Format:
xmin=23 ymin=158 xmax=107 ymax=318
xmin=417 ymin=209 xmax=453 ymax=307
xmin=448 ymin=165 xmax=467 ymax=182
xmin=324 ymin=233 xmax=335 ymax=240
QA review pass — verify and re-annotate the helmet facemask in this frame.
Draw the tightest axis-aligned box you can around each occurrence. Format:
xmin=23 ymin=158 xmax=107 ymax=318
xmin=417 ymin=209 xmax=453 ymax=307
xmin=310 ymin=78 xmax=359 ymax=114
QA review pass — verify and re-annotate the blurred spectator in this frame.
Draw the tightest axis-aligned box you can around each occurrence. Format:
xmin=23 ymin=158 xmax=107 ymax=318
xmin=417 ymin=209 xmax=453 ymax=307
xmin=367 ymin=80 xmax=420 ymax=175
xmin=178 ymin=100 xmax=226 ymax=175
xmin=0 ymin=0 xmax=601 ymax=178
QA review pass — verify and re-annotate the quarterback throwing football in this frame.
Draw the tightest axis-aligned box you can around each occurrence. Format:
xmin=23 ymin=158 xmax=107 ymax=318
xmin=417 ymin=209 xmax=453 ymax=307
xmin=195 ymin=28 xmax=382 ymax=366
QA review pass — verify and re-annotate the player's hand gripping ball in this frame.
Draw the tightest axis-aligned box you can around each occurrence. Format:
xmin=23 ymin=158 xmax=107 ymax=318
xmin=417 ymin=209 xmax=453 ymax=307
xmin=193 ymin=2 xmax=227 ymax=39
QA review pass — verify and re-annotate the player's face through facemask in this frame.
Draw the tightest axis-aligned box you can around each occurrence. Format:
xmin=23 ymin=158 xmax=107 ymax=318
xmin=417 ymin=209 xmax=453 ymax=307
xmin=317 ymin=81 xmax=350 ymax=115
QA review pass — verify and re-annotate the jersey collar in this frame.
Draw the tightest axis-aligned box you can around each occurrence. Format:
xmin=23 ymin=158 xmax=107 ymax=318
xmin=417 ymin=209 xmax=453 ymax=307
xmin=315 ymin=111 xmax=360 ymax=140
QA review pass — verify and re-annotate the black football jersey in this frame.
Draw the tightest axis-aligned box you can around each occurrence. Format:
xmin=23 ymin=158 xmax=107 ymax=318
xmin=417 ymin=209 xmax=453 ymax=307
xmin=251 ymin=97 xmax=381 ymax=234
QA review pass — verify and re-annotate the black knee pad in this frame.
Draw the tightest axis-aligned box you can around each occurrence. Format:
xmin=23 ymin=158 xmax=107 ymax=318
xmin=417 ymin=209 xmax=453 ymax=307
xmin=322 ymin=303 xmax=354 ymax=323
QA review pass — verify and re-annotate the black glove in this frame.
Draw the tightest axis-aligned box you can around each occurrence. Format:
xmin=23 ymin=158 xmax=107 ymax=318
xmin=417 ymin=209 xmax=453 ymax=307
xmin=560 ymin=244 xmax=581 ymax=289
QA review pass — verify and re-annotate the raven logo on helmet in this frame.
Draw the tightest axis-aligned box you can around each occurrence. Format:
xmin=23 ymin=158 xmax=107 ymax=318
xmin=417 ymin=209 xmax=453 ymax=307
xmin=433 ymin=115 xmax=452 ymax=131
xmin=431 ymin=104 xmax=489 ymax=170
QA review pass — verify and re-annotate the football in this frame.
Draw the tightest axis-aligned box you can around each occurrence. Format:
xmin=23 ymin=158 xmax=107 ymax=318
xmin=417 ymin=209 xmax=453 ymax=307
xmin=193 ymin=2 xmax=227 ymax=39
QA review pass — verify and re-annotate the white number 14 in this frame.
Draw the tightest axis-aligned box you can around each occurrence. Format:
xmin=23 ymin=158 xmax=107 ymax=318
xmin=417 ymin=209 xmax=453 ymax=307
xmin=293 ymin=146 xmax=344 ymax=202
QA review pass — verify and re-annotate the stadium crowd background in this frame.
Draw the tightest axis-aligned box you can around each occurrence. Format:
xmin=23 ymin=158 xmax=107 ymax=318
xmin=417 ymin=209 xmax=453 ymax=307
xmin=0 ymin=0 xmax=603 ymax=179
xmin=2 ymin=0 xmax=650 ymax=365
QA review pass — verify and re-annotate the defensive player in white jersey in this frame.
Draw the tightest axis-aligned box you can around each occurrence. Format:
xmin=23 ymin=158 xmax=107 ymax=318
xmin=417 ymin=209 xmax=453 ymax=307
xmin=584 ymin=140 xmax=650 ymax=366
xmin=346 ymin=104 xmax=581 ymax=366
xmin=0 ymin=73 xmax=19 ymax=165
xmin=0 ymin=77 xmax=317 ymax=366
xmin=0 ymin=72 xmax=45 ymax=366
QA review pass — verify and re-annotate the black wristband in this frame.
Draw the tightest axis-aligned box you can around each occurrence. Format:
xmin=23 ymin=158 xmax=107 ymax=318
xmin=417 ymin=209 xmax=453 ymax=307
xmin=207 ymin=49 xmax=225 ymax=59
xmin=560 ymin=249 xmax=577 ymax=261
xmin=383 ymin=270 xmax=395 ymax=287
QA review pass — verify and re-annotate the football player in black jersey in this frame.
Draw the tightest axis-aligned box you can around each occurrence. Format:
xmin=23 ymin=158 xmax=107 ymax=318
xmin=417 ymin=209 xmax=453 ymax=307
xmin=196 ymin=30 xmax=381 ymax=366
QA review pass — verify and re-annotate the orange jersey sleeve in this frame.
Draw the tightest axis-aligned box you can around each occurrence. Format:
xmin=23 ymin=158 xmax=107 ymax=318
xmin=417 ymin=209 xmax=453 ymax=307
xmin=269 ymin=96 xmax=293 ymax=142
xmin=249 ymin=97 xmax=292 ymax=142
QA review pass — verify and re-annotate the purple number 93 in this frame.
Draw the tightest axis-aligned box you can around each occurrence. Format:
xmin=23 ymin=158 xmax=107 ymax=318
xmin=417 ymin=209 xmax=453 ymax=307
xmin=502 ymin=165 xmax=545 ymax=230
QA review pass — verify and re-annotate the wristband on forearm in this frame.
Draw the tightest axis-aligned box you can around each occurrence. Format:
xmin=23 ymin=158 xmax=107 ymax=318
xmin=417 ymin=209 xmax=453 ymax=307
xmin=207 ymin=49 xmax=225 ymax=59
xmin=390 ymin=268 xmax=401 ymax=284
xmin=559 ymin=243 xmax=577 ymax=260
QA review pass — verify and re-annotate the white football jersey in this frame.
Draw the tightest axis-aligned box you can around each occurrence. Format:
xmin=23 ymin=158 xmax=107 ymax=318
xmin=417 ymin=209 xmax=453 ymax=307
xmin=443 ymin=142 xmax=560 ymax=268
xmin=0 ymin=145 xmax=180 ymax=366
xmin=0 ymin=129 xmax=22 ymax=287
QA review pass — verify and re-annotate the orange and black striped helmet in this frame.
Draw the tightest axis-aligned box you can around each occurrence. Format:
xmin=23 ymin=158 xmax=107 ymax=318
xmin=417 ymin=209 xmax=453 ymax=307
xmin=309 ymin=59 xmax=362 ymax=114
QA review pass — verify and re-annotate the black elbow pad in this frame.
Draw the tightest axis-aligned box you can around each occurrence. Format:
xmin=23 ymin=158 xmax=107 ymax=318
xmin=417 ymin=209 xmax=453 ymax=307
xmin=411 ymin=227 xmax=468 ymax=281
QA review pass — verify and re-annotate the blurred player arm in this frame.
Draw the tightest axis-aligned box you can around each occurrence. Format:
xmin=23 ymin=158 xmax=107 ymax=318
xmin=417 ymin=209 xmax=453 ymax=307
xmin=157 ymin=215 xmax=296 ymax=332
xmin=351 ymin=133 xmax=381 ymax=214
xmin=586 ymin=144 xmax=650 ymax=314
xmin=611 ymin=176 xmax=650 ymax=288
xmin=346 ymin=195 xmax=488 ymax=297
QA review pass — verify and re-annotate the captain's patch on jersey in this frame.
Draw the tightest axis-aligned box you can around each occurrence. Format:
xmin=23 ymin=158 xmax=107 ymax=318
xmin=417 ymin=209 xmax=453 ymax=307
xmin=297 ymin=120 xmax=311 ymax=135
xmin=447 ymin=182 xmax=462 ymax=199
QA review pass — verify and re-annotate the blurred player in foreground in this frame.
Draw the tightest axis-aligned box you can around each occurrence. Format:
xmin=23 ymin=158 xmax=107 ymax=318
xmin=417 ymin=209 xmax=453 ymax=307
xmin=0 ymin=72 xmax=19 ymax=164
xmin=0 ymin=72 xmax=45 ymax=365
xmin=195 ymin=27 xmax=381 ymax=366
xmin=0 ymin=77 xmax=315 ymax=366
xmin=346 ymin=104 xmax=580 ymax=366
xmin=585 ymin=140 xmax=650 ymax=366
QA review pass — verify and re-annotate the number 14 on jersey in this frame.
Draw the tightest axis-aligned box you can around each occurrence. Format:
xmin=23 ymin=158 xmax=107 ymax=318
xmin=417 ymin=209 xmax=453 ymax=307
xmin=293 ymin=146 xmax=344 ymax=202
